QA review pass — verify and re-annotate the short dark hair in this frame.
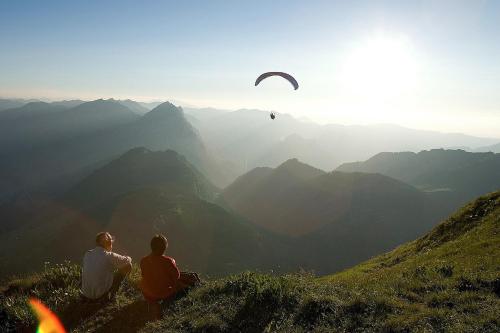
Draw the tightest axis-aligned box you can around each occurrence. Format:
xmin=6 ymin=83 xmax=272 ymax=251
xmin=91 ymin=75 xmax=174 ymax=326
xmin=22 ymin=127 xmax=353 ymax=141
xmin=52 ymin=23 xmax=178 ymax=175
xmin=150 ymin=234 xmax=168 ymax=255
xmin=95 ymin=232 xmax=108 ymax=246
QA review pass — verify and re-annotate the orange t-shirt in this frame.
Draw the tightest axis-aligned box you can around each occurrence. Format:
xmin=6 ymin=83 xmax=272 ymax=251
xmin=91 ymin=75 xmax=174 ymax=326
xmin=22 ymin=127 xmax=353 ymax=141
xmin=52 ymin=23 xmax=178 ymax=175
xmin=140 ymin=254 xmax=180 ymax=301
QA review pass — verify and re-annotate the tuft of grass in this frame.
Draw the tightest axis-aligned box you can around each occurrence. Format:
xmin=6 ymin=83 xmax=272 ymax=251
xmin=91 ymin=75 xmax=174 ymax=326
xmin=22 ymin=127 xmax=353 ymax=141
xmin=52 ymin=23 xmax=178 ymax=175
xmin=0 ymin=261 xmax=81 ymax=331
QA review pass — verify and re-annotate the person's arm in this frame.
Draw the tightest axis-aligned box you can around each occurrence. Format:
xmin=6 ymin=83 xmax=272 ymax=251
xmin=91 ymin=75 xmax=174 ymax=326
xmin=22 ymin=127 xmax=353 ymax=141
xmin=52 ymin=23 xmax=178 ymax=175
xmin=109 ymin=252 xmax=132 ymax=269
xmin=167 ymin=258 xmax=180 ymax=285
xmin=139 ymin=258 xmax=145 ymax=278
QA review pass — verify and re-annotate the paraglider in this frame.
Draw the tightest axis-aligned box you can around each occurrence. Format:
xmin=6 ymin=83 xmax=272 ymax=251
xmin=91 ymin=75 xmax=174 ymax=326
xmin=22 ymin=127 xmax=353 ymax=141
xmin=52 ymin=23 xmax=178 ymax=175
xmin=255 ymin=72 xmax=299 ymax=90
xmin=255 ymin=72 xmax=299 ymax=120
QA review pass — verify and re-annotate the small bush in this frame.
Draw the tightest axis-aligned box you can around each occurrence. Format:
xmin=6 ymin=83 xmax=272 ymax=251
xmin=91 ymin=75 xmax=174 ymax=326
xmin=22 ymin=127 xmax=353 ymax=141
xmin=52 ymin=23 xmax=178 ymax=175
xmin=436 ymin=264 xmax=454 ymax=278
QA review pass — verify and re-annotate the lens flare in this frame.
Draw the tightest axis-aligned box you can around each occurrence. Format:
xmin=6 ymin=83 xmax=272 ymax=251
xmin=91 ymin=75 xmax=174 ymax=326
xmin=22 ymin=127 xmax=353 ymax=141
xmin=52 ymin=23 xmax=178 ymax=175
xmin=29 ymin=298 xmax=67 ymax=333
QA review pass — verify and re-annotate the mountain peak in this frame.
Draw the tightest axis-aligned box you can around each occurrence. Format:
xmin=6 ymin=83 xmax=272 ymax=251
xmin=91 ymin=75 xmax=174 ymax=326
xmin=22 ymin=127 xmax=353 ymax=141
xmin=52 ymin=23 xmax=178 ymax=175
xmin=81 ymin=99 xmax=121 ymax=107
xmin=153 ymin=101 xmax=180 ymax=111
xmin=274 ymin=158 xmax=325 ymax=180
xmin=66 ymin=99 xmax=138 ymax=119
xmin=277 ymin=157 xmax=301 ymax=167
xmin=66 ymin=148 xmax=215 ymax=208
xmin=20 ymin=101 xmax=51 ymax=109
xmin=143 ymin=101 xmax=184 ymax=120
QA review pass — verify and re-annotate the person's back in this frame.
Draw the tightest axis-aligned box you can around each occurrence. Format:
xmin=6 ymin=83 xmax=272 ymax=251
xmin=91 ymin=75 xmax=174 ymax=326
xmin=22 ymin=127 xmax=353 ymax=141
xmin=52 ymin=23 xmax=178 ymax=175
xmin=82 ymin=232 xmax=132 ymax=300
xmin=140 ymin=234 xmax=200 ymax=319
xmin=140 ymin=253 xmax=180 ymax=301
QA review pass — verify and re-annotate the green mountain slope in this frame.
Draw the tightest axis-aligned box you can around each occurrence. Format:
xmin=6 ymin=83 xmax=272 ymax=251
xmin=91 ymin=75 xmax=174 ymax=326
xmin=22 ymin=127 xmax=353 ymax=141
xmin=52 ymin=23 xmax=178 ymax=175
xmin=319 ymin=190 xmax=500 ymax=331
xmin=65 ymin=147 xmax=218 ymax=208
xmin=2 ymin=192 xmax=498 ymax=332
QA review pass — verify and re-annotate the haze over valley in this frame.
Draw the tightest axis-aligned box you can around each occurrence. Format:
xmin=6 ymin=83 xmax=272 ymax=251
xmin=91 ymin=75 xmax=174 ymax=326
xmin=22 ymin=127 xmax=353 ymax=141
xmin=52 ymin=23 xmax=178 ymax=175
xmin=0 ymin=97 xmax=498 ymax=279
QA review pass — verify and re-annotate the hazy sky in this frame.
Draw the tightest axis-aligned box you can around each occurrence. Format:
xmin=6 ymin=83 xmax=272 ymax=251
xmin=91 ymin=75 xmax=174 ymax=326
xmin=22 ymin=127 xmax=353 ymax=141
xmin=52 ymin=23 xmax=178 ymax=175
xmin=1 ymin=0 xmax=499 ymax=137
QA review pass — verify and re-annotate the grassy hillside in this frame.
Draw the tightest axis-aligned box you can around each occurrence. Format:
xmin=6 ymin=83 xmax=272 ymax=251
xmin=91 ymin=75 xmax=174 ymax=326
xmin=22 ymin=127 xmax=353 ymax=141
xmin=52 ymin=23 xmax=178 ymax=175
xmin=2 ymin=192 xmax=497 ymax=332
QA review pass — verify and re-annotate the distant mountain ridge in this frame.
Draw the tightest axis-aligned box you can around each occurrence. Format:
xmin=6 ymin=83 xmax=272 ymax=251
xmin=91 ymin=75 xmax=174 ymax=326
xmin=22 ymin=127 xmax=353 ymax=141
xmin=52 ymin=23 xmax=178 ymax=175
xmin=475 ymin=142 xmax=500 ymax=153
xmin=0 ymin=98 xmax=39 ymax=111
xmin=0 ymin=101 xmax=67 ymax=121
xmin=336 ymin=149 xmax=500 ymax=205
xmin=0 ymin=100 xmax=225 ymax=201
xmin=182 ymin=107 xmax=499 ymax=178
xmin=220 ymin=158 xmax=450 ymax=273
xmin=0 ymin=99 xmax=139 ymax=153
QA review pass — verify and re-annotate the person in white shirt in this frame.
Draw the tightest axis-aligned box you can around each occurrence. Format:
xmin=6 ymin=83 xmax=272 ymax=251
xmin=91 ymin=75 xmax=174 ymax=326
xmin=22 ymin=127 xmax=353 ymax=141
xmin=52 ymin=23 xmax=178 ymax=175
xmin=82 ymin=231 xmax=132 ymax=301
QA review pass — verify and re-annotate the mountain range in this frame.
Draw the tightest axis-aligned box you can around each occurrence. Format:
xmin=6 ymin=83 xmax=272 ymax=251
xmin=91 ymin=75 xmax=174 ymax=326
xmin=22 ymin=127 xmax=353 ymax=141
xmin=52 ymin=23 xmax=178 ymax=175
xmin=3 ymin=148 xmax=490 ymax=278
xmin=2 ymin=97 xmax=498 ymax=187
xmin=476 ymin=142 xmax=500 ymax=153
xmin=182 ymin=107 xmax=499 ymax=175
xmin=337 ymin=149 xmax=500 ymax=206
xmin=0 ymin=100 xmax=228 ymax=202
xmin=0 ymin=97 xmax=498 ymax=280
xmin=220 ymin=158 xmax=455 ymax=273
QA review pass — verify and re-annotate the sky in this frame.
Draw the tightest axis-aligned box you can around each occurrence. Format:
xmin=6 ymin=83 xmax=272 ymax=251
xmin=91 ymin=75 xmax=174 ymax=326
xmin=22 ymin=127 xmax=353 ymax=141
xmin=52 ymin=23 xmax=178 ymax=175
xmin=1 ymin=0 xmax=499 ymax=138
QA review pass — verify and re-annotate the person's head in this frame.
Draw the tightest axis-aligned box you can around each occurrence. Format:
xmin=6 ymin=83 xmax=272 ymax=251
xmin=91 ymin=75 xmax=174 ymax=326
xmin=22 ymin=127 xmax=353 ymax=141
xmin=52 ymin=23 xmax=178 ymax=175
xmin=150 ymin=234 xmax=168 ymax=256
xmin=96 ymin=231 xmax=114 ymax=251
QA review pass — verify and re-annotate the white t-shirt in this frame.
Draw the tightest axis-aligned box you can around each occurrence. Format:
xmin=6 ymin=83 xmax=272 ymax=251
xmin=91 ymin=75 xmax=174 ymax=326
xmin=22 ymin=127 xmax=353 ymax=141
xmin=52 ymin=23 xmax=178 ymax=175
xmin=82 ymin=247 xmax=131 ymax=299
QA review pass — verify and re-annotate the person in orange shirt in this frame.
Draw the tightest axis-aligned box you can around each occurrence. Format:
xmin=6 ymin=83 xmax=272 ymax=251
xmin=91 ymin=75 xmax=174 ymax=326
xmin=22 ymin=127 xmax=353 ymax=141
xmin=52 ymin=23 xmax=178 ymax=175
xmin=140 ymin=234 xmax=180 ymax=303
xmin=140 ymin=234 xmax=200 ymax=319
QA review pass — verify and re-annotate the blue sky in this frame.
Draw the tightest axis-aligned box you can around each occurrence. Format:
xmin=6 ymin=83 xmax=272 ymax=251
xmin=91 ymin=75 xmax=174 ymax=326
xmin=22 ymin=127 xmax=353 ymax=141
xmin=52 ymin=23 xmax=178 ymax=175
xmin=1 ymin=0 xmax=499 ymax=137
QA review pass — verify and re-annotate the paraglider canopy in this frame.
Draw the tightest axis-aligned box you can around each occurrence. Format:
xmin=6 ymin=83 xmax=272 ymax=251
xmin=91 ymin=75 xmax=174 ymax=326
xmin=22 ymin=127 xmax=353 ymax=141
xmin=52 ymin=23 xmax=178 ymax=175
xmin=255 ymin=72 xmax=299 ymax=90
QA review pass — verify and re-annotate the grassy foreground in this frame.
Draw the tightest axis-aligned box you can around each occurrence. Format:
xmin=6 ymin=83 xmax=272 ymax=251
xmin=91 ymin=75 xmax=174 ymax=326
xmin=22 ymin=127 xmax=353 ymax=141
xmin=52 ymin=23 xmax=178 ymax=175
xmin=1 ymin=192 xmax=499 ymax=332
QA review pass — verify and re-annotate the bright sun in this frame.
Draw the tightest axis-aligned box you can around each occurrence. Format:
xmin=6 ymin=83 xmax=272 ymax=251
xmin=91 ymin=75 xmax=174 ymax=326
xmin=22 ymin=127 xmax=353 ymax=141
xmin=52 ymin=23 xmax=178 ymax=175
xmin=339 ymin=34 xmax=418 ymax=101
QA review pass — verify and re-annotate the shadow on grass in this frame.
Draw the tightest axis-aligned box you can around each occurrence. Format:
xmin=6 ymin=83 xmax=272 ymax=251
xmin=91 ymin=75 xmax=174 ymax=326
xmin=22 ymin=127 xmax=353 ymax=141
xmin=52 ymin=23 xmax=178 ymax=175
xmin=61 ymin=300 xmax=104 ymax=329
xmin=93 ymin=300 xmax=150 ymax=333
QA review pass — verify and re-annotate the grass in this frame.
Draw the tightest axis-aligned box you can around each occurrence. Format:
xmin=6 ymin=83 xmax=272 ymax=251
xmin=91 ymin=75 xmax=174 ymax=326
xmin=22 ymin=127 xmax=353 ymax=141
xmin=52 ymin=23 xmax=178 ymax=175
xmin=1 ymin=192 xmax=499 ymax=332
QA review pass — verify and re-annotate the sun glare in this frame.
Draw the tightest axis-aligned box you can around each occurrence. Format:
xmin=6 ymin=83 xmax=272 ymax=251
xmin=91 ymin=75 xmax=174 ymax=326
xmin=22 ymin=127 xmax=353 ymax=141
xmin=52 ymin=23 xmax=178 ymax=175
xmin=339 ymin=34 xmax=418 ymax=102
